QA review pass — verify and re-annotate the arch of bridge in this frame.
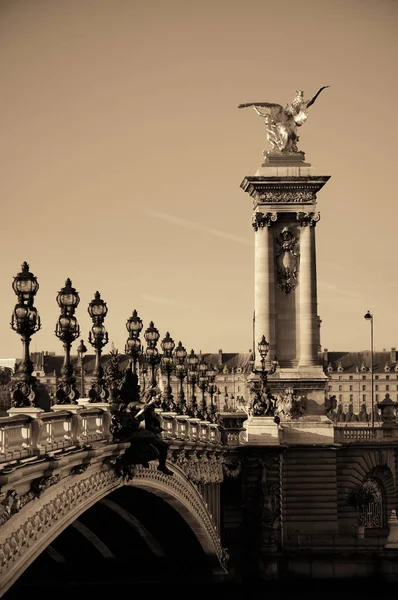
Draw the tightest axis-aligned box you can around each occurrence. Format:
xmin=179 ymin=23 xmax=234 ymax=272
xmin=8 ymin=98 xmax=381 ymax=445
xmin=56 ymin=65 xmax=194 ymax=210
xmin=0 ymin=461 xmax=225 ymax=596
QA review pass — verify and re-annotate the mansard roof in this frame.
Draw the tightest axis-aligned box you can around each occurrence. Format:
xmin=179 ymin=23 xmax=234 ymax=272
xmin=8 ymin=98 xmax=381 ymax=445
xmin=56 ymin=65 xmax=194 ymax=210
xmin=322 ymin=350 xmax=398 ymax=374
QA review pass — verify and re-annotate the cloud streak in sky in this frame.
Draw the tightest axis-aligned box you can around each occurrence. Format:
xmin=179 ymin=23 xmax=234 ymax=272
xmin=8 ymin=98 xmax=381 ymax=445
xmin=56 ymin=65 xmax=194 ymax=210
xmin=144 ymin=209 xmax=253 ymax=247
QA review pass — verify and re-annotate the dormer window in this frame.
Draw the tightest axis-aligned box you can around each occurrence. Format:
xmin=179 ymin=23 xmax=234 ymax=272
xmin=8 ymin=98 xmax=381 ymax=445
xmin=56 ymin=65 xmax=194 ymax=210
xmin=384 ymin=363 xmax=391 ymax=373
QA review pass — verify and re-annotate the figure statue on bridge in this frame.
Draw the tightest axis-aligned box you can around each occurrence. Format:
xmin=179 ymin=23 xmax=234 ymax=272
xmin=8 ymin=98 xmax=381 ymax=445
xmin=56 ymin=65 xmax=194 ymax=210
xmin=238 ymin=86 xmax=329 ymax=155
xmin=111 ymin=374 xmax=173 ymax=478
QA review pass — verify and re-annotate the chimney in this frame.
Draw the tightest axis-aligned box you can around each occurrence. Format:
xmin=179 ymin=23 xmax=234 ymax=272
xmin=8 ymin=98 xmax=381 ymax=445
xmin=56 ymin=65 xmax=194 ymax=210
xmin=323 ymin=349 xmax=329 ymax=364
xmin=218 ymin=349 xmax=223 ymax=367
xmin=391 ymin=347 xmax=397 ymax=363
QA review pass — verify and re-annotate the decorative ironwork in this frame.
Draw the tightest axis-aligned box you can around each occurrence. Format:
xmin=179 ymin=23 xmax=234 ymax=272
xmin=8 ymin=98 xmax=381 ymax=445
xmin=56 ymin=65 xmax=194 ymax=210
xmin=275 ymin=227 xmax=299 ymax=294
xmin=125 ymin=309 xmax=143 ymax=374
xmin=54 ymin=279 xmax=81 ymax=405
xmin=144 ymin=321 xmax=160 ymax=387
xmin=359 ymin=479 xmax=383 ymax=528
xmin=87 ymin=291 xmax=109 ymax=403
xmin=161 ymin=332 xmax=176 ymax=411
xmin=175 ymin=341 xmax=188 ymax=414
xmin=10 ymin=263 xmax=41 ymax=408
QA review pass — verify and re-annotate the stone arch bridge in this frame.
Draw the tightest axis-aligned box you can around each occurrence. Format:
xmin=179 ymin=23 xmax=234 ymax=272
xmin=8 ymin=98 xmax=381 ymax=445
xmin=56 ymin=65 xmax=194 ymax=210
xmin=0 ymin=408 xmax=227 ymax=595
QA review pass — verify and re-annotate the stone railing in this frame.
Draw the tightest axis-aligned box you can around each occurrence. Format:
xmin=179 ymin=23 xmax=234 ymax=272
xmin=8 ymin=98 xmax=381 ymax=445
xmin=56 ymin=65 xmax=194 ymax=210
xmin=334 ymin=426 xmax=398 ymax=443
xmin=219 ymin=411 xmax=246 ymax=447
xmin=0 ymin=409 xmax=223 ymax=464
xmin=0 ymin=408 xmax=112 ymax=463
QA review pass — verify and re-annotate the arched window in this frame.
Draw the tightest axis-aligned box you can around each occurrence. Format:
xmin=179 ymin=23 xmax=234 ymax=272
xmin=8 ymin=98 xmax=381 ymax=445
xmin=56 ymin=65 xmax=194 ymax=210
xmin=359 ymin=479 xmax=384 ymax=529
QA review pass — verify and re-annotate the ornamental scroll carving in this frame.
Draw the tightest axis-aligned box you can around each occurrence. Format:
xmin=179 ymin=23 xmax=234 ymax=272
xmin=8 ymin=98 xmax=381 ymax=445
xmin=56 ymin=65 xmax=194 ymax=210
xmin=275 ymin=227 xmax=299 ymax=294
xmin=258 ymin=191 xmax=315 ymax=203
xmin=169 ymin=450 xmax=224 ymax=485
xmin=296 ymin=211 xmax=320 ymax=226
xmin=252 ymin=211 xmax=278 ymax=231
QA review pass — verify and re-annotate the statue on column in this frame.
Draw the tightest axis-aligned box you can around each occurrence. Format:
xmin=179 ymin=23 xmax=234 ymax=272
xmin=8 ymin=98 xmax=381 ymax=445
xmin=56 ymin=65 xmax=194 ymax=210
xmin=238 ymin=87 xmax=329 ymax=155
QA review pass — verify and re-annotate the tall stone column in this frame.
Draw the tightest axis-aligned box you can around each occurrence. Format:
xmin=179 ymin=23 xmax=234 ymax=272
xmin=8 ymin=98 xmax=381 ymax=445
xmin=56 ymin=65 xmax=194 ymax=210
xmin=297 ymin=212 xmax=320 ymax=367
xmin=253 ymin=212 xmax=277 ymax=369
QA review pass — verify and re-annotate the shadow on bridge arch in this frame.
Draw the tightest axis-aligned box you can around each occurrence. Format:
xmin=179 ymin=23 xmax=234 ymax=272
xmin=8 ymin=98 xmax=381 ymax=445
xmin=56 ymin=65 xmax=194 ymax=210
xmin=2 ymin=464 xmax=226 ymax=597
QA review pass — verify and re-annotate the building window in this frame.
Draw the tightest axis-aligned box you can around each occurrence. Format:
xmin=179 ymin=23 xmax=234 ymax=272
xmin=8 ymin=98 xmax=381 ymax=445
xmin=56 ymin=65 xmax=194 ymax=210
xmin=338 ymin=376 xmax=342 ymax=381
xmin=350 ymin=394 xmax=353 ymax=402
xmin=349 ymin=385 xmax=353 ymax=391
xmin=386 ymin=385 xmax=390 ymax=391
xmin=386 ymin=375 xmax=390 ymax=381
xmin=339 ymin=385 xmax=342 ymax=391
xmin=375 ymin=376 xmax=379 ymax=380
xmin=349 ymin=375 xmax=353 ymax=380
xmin=224 ymin=387 xmax=228 ymax=394
xmin=339 ymin=395 xmax=342 ymax=402
xmin=362 ymin=385 xmax=366 ymax=391
xmin=362 ymin=376 xmax=367 ymax=380
xmin=375 ymin=384 xmax=379 ymax=391
xmin=376 ymin=394 xmax=379 ymax=401
xmin=237 ymin=386 xmax=240 ymax=393
xmin=362 ymin=394 xmax=366 ymax=402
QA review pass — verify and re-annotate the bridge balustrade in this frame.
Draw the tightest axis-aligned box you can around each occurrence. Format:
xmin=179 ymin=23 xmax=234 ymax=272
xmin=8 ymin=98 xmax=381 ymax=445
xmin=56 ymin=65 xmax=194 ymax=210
xmin=334 ymin=426 xmax=398 ymax=443
xmin=0 ymin=409 xmax=223 ymax=465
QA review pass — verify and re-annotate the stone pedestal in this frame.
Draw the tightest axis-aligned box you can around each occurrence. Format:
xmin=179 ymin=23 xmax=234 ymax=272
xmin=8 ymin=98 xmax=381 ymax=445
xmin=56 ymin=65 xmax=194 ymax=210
xmin=7 ymin=406 xmax=44 ymax=419
xmin=239 ymin=416 xmax=283 ymax=445
xmin=280 ymin=415 xmax=335 ymax=444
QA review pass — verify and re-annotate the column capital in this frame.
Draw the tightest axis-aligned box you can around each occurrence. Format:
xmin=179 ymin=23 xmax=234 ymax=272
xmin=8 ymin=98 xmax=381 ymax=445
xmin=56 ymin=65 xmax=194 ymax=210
xmin=296 ymin=211 xmax=320 ymax=227
xmin=252 ymin=211 xmax=278 ymax=231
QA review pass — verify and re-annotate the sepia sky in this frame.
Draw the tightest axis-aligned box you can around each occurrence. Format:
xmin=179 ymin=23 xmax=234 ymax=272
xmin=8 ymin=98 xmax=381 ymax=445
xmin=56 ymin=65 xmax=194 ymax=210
xmin=0 ymin=0 xmax=397 ymax=359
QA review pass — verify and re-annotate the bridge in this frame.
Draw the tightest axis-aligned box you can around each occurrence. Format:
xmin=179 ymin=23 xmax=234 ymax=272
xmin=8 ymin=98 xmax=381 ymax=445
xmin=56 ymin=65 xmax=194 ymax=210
xmin=0 ymin=407 xmax=228 ymax=595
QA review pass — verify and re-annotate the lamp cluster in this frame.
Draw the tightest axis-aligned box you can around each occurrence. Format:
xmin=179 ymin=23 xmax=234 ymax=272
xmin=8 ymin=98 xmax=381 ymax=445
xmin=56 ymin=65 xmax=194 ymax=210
xmin=8 ymin=263 xmax=220 ymax=423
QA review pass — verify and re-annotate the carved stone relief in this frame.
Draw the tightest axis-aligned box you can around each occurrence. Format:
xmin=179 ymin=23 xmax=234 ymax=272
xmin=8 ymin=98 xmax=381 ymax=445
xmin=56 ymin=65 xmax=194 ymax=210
xmin=275 ymin=227 xmax=299 ymax=294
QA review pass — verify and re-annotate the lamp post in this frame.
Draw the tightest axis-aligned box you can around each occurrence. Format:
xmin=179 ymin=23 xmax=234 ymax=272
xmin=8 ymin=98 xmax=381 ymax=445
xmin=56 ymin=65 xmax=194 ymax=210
xmin=144 ymin=321 xmax=160 ymax=387
xmin=187 ymin=349 xmax=199 ymax=414
xmin=10 ymin=262 xmax=41 ymax=408
xmin=161 ymin=332 xmax=176 ymax=410
xmin=175 ymin=341 xmax=187 ymax=412
xmin=54 ymin=279 xmax=81 ymax=404
xmin=254 ymin=335 xmax=278 ymax=414
xmin=207 ymin=363 xmax=218 ymax=421
xmin=198 ymin=354 xmax=209 ymax=418
xmin=125 ymin=310 xmax=143 ymax=374
xmin=87 ymin=291 xmax=109 ymax=403
xmin=364 ymin=311 xmax=374 ymax=427
xmin=77 ymin=339 xmax=87 ymax=399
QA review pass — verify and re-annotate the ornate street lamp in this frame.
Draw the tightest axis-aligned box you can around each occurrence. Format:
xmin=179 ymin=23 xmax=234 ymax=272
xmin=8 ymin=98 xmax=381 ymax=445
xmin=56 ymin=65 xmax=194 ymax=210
xmin=251 ymin=335 xmax=278 ymax=415
xmin=198 ymin=354 xmax=208 ymax=417
xmin=10 ymin=262 xmax=41 ymax=408
xmin=144 ymin=321 xmax=160 ymax=387
xmin=161 ymin=332 xmax=176 ymax=410
xmin=77 ymin=339 xmax=87 ymax=399
xmin=54 ymin=279 xmax=81 ymax=404
xmin=207 ymin=363 xmax=218 ymax=420
xmin=125 ymin=309 xmax=143 ymax=374
xmin=187 ymin=349 xmax=199 ymax=414
xmin=87 ymin=291 xmax=109 ymax=403
xmin=364 ymin=310 xmax=375 ymax=427
xmin=175 ymin=341 xmax=187 ymax=412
